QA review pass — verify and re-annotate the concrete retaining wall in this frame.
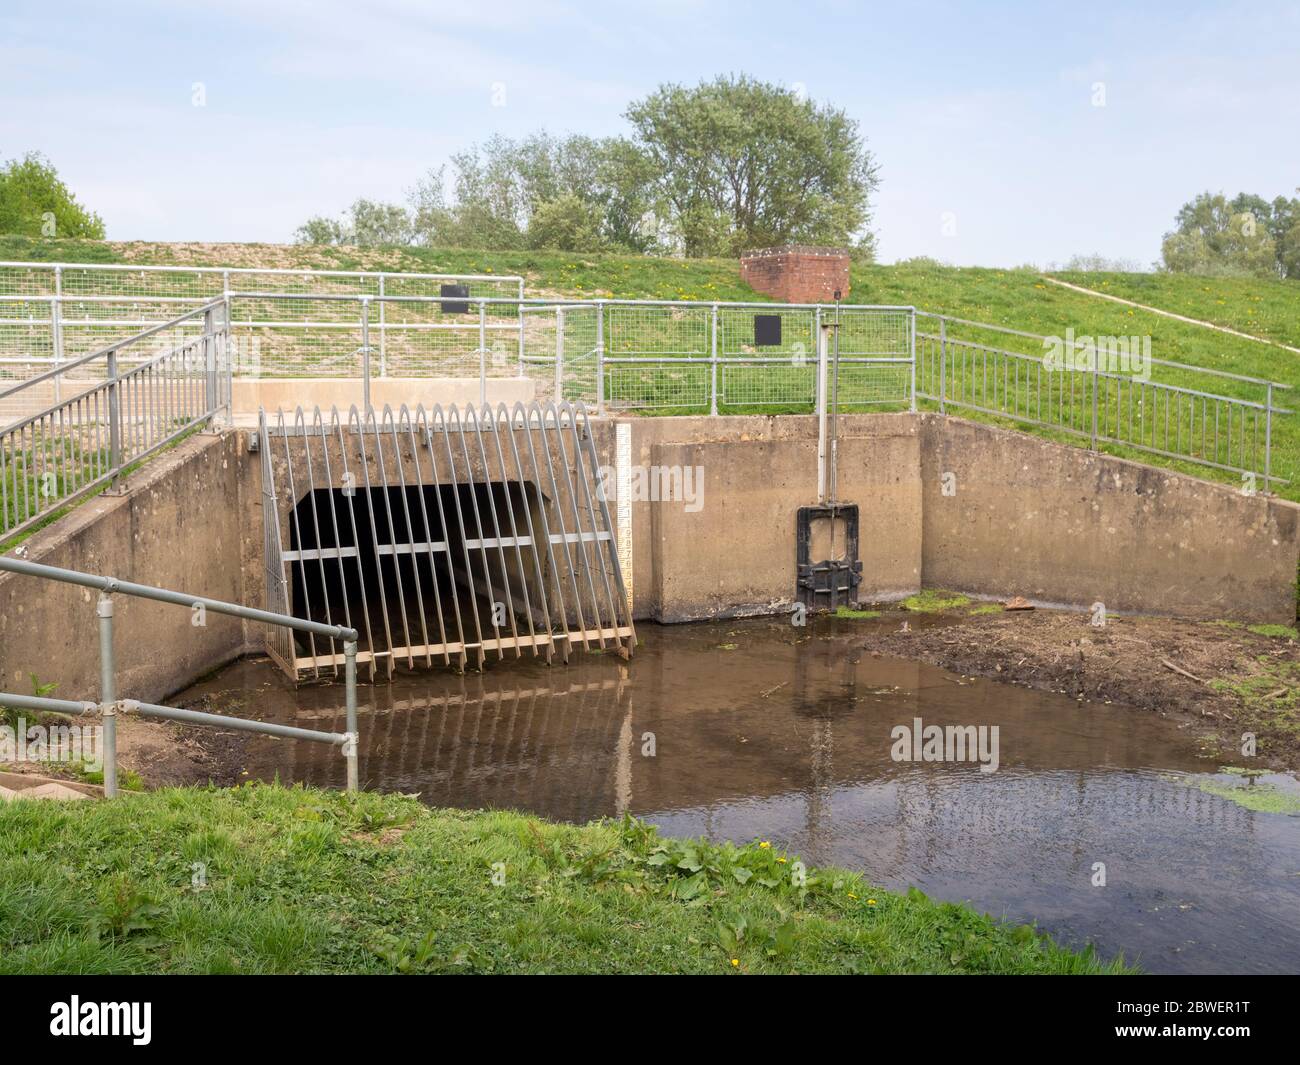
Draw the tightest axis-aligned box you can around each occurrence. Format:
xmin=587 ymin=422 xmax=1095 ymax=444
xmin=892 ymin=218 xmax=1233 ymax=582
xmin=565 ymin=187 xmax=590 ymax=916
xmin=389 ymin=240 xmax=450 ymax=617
xmin=0 ymin=432 xmax=257 ymax=704
xmin=3 ymin=410 xmax=1296 ymax=705
xmin=618 ymin=412 xmax=1298 ymax=624
xmin=625 ymin=415 xmax=921 ymax=621
xmin=918 ymin=415 xmax=1300 ymax=622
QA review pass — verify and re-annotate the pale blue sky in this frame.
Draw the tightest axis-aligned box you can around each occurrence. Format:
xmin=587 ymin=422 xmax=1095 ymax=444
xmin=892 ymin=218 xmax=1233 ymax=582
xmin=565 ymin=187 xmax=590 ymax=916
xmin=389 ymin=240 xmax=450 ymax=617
xmin=2 ymin=0 xmax=1297 ymax=265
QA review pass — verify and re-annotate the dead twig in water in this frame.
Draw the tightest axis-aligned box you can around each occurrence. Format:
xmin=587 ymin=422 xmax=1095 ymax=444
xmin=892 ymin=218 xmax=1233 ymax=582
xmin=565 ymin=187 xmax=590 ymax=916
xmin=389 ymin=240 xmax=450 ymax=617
xmin=759 ymin=681 xmax=788 ymax=699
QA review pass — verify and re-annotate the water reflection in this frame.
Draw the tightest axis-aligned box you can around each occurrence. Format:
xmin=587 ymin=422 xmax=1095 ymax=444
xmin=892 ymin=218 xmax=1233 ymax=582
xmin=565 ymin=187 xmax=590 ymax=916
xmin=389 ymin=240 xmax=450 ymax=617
xmin=177 ymin=618 xmax=1300 ymax=974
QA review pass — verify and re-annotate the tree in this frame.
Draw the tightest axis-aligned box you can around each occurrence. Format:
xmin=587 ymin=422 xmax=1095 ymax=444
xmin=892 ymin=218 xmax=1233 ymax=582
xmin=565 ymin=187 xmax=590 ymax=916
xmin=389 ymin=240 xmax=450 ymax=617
xmin=294 ymin=198 xmax=412 ymax=247
xmin=0 ymin=152 xmax=105 ymax=239
xmin=294 ymin=215 xmax=346 ymax=245
xmin=408 ymin=132 xmax=655 ymax=252
xmin=1163 ymin=190 xmax=1300 ymax=279
xmin=298 ymin=76 xmax=881 ymax=259
xmin=527 ymin=192 xmax=607 ymax=251
xmin=624 ymin=75 xmax=879 ymax=258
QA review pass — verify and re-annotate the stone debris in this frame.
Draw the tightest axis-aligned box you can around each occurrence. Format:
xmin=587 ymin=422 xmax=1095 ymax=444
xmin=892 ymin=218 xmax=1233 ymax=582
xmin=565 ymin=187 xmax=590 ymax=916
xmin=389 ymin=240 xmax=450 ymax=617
xmin=23 ymin=782 xmax=92 ymax=801
xmin=1003 ymin=596 xmax=1034 ymax=611
xmin=0 ymin=780 xmax=93 ymax=802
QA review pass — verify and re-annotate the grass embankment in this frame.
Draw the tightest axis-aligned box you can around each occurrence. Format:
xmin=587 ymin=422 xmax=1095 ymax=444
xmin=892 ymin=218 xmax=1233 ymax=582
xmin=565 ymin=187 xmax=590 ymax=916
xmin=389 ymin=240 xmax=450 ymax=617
xmin=1049 ymin=270 xmax=1300 ymax=351
xmin=0 ymin=783 xmax=1125 ymax=974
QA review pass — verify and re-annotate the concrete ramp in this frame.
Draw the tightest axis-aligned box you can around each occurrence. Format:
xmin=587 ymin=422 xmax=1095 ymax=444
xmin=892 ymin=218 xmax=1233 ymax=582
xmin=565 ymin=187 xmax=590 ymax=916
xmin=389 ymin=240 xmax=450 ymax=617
xmin=259 ymin=403 xmax=634 ymax=680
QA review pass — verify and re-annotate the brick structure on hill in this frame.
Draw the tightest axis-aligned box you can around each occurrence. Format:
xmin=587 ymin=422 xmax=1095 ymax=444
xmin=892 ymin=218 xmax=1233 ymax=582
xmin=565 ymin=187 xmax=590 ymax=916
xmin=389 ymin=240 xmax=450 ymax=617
xmin=739 ymin=245 xmax=851 ymax=303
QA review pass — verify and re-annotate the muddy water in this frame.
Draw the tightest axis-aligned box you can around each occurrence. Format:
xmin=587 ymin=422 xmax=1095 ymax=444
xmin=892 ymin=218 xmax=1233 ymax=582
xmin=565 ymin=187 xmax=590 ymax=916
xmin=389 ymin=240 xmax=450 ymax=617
xmin=176 ymin=618 xmax=1300 ymax=975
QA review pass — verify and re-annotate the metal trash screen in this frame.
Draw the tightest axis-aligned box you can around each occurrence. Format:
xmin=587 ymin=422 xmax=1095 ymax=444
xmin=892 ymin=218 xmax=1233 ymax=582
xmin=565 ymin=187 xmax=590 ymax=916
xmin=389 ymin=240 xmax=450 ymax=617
xmin=260 ymin=402 xmax=635 ymax=680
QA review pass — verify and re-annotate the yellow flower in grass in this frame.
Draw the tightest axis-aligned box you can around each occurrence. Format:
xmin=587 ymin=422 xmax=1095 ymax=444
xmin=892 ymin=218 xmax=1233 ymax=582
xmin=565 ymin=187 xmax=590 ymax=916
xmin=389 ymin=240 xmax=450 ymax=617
xmin=758 ymin=841 xmax=771 ymax=849
xmin=867 ymin=898 xmax=878 ymax=906
xmin=730 ymin=958 xmax=739 ymax=968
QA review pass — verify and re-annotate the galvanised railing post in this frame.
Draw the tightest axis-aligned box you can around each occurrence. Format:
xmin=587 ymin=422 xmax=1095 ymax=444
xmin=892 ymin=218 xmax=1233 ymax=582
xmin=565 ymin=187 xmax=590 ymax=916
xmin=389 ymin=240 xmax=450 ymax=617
xmin=203 ymin=305 xmax=217 ymax=416
xmin=52 ymin=265 xmax=64 ymax=406
xmin=1091 ymin=350 xmax=1100 ymax=450
xmin=554 ymin=306 xmax=565 ymax=402
xmin=377 ymin=275 xmax=387 ymax=378
xmin=517 ymin=296 xmax=525 ymax=378
xmin=909 ymin=308 xmax=917 ymax=412
xmin=106 ymin=345 xmax=123 ymax=493
xmin=478 ymin=300 xmax=488 ymax=407
xmin=709 ymin=304 xmax=719 ymax=416
xmin=596 ymin=301 xmax=605 ymax=416
xmin=816 ymin=309 xmax=829 ymax=503
xmin=344 ymin=639 xmax=359 ymax=794
xmin=518 ymin=278 xmax=526 ymax=380
xmin=222 ymin=298 xmax=233 ymax=420
xmin=360 ymin=297 xmax=372 ymax=412
xmin=97 ymin=592 xmax=118 ymax=799
xmin=939 ymin=316 xmax=947 ymax=414
xmin=1264 ymin=382 xmax=1273 ymax=495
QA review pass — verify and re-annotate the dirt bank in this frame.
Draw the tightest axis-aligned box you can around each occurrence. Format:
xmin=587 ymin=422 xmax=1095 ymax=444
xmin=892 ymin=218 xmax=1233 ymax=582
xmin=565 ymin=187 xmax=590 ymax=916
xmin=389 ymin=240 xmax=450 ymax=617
xmin=842 ymin=603 xmax=1300 ymax=771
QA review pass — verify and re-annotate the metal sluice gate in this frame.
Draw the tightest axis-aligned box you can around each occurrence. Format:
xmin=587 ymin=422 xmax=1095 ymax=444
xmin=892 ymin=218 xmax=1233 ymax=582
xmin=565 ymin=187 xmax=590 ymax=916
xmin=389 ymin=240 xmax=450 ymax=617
xmin=259 ymin=402 xmax=634 ymax=680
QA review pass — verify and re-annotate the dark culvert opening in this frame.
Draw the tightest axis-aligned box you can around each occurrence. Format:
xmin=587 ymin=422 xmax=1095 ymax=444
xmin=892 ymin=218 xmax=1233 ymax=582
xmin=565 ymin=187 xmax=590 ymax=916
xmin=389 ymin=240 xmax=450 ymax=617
xmin=287 ymin=481 xmax=549 ymax=667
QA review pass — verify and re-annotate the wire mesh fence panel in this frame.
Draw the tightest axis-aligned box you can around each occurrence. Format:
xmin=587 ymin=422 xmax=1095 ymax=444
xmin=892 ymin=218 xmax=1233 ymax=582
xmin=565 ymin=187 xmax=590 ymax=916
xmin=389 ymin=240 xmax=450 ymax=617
xmin=915 ymin=315 xmax=1289 ymax=487
xmin=606 ymin=303 xmax=709 ymax=358
xmin=562 ymin=307 xmax=599 ymax=403
xmin=838 ymin=308 xmax=913 ymax=356
xmin=0 ymin=262 xmax=524 ymax=388
xmin=833 ymin=360 xmax=913 ymax=409
xmin=605 ymin=361 xmax=711 ymax=411
xmin=520 ymin=306 xmax=562 ymax=403
xmin=720 ymin=359 xmax=816 ymax=409
xmin=0 ymin=264 xmax=57 ymax=297
xmin=718 ymin=306 xmax=817 ymax=360
xmin=1 ymin=303 xmax=229 ymax=541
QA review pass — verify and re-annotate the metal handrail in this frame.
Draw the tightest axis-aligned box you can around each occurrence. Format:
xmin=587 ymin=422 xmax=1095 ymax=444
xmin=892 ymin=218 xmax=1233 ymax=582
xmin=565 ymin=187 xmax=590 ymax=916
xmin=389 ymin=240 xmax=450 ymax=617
xmin=916 ymin=310 xmax=1291 ymax=388
xmin=0 ymin=299 xmax=225 ymax=401
xmin=0 ymin=554 xmax=360 ymax=796
xmin=918 ymin=331 xmax=1294 ymax=414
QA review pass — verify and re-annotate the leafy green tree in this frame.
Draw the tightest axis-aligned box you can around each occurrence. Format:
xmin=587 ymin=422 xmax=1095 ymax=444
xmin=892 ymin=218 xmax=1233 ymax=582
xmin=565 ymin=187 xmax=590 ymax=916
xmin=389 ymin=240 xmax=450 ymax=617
xmin=624 ymin=75 xmax=879 ymax=258
xmin=1280 ymin=217 xmax=1300 ymax=280
xmin=408 ymin=133 xmax=655 ymax=252
xmin=1161 ymin=192 xmax=1277 ymax=277
xmin=294 ymin=215 xmax=346 ymax=245
xmin=1164 ymin=190 xmax=1300 ymax=278
xmin=526 ymin=192 xmax=607 ymax=251
xmin=301 ymin=76 xmax=881 ymax=259
xmin=294 ymin=198 xmax=412 ymax=247
xmin=0 ymin=152 xmax=105 ymax=239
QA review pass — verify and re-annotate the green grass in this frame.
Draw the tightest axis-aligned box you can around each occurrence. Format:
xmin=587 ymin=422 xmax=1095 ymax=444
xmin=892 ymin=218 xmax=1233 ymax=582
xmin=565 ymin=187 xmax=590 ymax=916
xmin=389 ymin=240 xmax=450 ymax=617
xmin=834 ymin=606 xmax=881 ymax=619
xmin=1209 ymin=656 xmax=1300 ymax=755
xmin=968 ymin=604 xmax=1003 ymax=616
xmin=0 ymin=783 xmax=1127 ymax=974
xmin=1177 ymin=774 xmax=1300 ymax=815
xmin=902 ymin=589 xmax=971 ymax=613
xmin=1247 ymin=624 xmax=1299 ymax=639
xmin=1050 ymin=270 xmax=1300 ymax=351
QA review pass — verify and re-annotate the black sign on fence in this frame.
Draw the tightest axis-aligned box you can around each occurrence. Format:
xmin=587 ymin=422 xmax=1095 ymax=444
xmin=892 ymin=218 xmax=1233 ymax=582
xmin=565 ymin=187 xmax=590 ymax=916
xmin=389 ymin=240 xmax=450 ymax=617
xmin=440 ymin=284 xmax=470 ymax=314
xmin=753 ymin=314 xmax=783 ymax=347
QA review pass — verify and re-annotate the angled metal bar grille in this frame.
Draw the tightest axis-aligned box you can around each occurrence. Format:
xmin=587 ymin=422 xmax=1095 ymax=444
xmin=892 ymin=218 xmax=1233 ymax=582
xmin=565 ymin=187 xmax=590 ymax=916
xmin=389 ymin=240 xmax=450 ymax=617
xmin=259 ymin=402 xmax=634 ymax=681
